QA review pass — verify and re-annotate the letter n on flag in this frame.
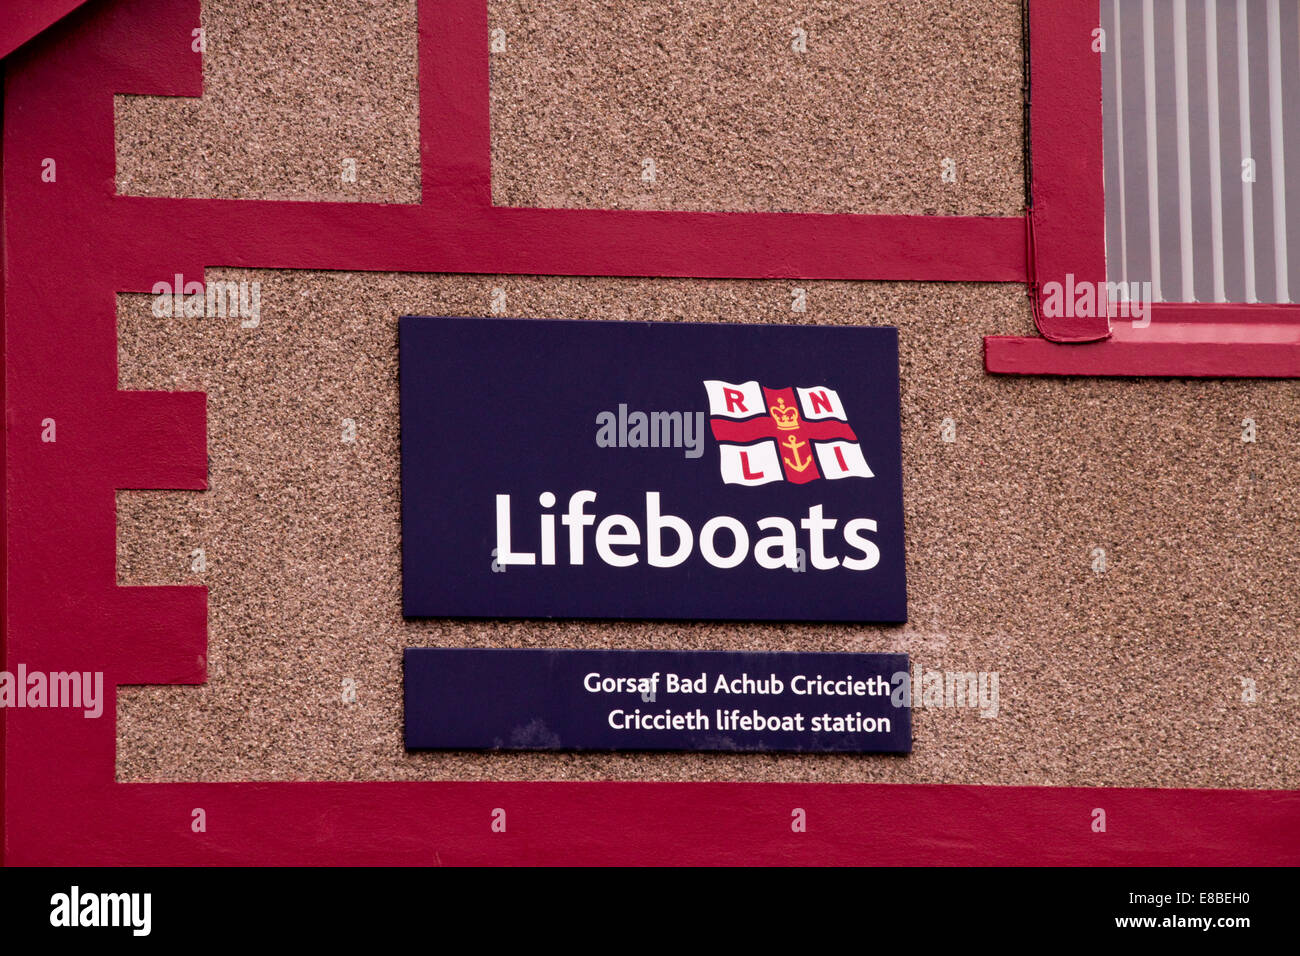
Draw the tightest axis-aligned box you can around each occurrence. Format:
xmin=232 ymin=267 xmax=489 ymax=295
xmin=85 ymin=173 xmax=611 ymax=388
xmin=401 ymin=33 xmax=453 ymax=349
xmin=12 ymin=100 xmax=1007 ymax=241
xmin=704 ymin=380 xmax=874 ymax=486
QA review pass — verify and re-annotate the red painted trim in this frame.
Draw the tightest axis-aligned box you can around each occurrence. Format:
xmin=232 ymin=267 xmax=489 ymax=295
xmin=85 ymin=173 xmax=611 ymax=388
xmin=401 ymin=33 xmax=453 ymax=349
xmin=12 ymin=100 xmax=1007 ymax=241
xmin=3 ymin=0 xmax=1297 ymax=865
xmin=1 ymin=60 xmax=7 ymax=868
xmin=0 ymin=0 xmax=96 ymax=61
xmin=422 ymin=0 xmax=489 ymax=208
xmin=109 ymin=197 xmax=1027 ymax=282
xmin=1024 ymin=0 xmax=1109 ymax=343
xmin=1143 ymin=302 xmax=1300 ymax=323
xmin=986 ymin=336 xmax=1300 ymax=378
xmin=990 ymin=301 xmax=1300 ymax=375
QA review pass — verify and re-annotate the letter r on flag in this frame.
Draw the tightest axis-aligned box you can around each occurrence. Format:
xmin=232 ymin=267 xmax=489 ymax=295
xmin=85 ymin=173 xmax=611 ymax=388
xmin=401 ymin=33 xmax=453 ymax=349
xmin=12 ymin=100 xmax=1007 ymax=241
xmin=704 ymin=380 xmax=764 ymax=418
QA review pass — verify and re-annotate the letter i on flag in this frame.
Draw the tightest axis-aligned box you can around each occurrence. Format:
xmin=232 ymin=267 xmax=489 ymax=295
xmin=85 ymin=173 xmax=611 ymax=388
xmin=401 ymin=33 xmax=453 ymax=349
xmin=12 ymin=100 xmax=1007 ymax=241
xmin=704 ymin=380 xmax=873 ymax=486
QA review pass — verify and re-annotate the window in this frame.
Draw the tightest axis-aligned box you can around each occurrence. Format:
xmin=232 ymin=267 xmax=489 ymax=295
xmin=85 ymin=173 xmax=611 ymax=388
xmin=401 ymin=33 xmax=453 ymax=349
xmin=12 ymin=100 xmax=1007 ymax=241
xmin=1102 ymin=0 xmax=1300 ymax=304
xmin=985 ymin=0 xmax=1300 ymax=377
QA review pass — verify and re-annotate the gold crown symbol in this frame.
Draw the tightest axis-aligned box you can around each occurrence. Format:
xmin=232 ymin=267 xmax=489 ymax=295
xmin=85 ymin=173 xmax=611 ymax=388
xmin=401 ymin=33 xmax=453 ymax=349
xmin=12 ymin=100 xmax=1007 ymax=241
xmin=769 ymin=397 xmax=800 ymax=430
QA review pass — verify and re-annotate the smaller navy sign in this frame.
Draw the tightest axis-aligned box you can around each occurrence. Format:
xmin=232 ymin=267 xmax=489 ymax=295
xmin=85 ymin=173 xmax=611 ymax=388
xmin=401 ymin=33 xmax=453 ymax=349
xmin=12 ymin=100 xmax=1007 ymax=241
xmin=400 ymin=316 xmax=907 ymax=622
xmin=404 ymin=648 xmax=911 ymax=753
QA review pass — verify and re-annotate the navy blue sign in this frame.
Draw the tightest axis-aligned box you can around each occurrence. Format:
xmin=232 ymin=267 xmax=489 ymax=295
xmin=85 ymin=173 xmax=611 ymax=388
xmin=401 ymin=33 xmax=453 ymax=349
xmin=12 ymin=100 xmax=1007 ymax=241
xmin=404 ymin=648 xmax=911 ymax=753
xmin=400 ymin=316 xmax=906 ymax=621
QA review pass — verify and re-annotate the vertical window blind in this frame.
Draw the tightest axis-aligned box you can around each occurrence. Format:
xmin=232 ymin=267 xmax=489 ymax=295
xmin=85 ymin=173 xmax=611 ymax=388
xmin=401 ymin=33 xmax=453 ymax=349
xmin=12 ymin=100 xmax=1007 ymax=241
xmin=1102 ymin=0 xmax=1300 ymax=303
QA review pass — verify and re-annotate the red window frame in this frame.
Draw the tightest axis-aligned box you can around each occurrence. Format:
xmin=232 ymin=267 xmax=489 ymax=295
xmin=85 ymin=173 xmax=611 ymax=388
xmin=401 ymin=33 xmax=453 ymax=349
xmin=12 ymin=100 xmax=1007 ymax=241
xmin=2 ymin=0 xmax=1295 ymax=865
xmin=985 ymin=0 xmax=1300 ymax=376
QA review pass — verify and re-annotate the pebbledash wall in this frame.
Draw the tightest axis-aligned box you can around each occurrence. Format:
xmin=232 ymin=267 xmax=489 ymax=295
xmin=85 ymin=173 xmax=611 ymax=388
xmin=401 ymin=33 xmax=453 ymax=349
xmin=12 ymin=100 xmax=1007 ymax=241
xmin=110 ymin=0 xmax=1297 ymax=788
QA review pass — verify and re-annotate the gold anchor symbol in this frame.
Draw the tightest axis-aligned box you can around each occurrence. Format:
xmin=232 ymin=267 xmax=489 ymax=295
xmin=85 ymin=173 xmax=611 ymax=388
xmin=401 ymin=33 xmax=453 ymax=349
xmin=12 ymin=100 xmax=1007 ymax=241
xmin=782 ymin=434 xmax=812 ymax=472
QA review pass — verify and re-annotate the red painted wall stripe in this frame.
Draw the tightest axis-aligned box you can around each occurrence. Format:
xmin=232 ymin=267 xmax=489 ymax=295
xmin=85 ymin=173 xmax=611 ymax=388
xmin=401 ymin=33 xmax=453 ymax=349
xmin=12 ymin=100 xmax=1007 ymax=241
xmin=0 ymin=1 xmax=96 ymax=60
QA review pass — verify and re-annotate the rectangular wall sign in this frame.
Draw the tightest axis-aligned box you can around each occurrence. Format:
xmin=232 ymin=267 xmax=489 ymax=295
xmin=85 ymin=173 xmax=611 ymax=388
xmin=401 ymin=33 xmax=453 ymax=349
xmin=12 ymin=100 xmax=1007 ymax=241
xmin=404 ymin=648 xmax=912 ymax=753
xmin=400 ymin=316 xmax=907 ymax=621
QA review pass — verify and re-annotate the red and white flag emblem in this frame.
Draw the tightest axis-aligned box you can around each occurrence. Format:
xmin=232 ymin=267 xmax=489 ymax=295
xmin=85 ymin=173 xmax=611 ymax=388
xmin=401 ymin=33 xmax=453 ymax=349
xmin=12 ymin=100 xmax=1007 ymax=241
xmin=704 ymin=379 xmax=873 ymax=485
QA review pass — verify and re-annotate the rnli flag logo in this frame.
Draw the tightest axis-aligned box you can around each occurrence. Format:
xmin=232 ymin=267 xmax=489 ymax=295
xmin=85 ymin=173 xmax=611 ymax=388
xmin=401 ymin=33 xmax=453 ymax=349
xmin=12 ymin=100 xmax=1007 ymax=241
xmin=705 ymin=381 xmax=873 ymax=486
